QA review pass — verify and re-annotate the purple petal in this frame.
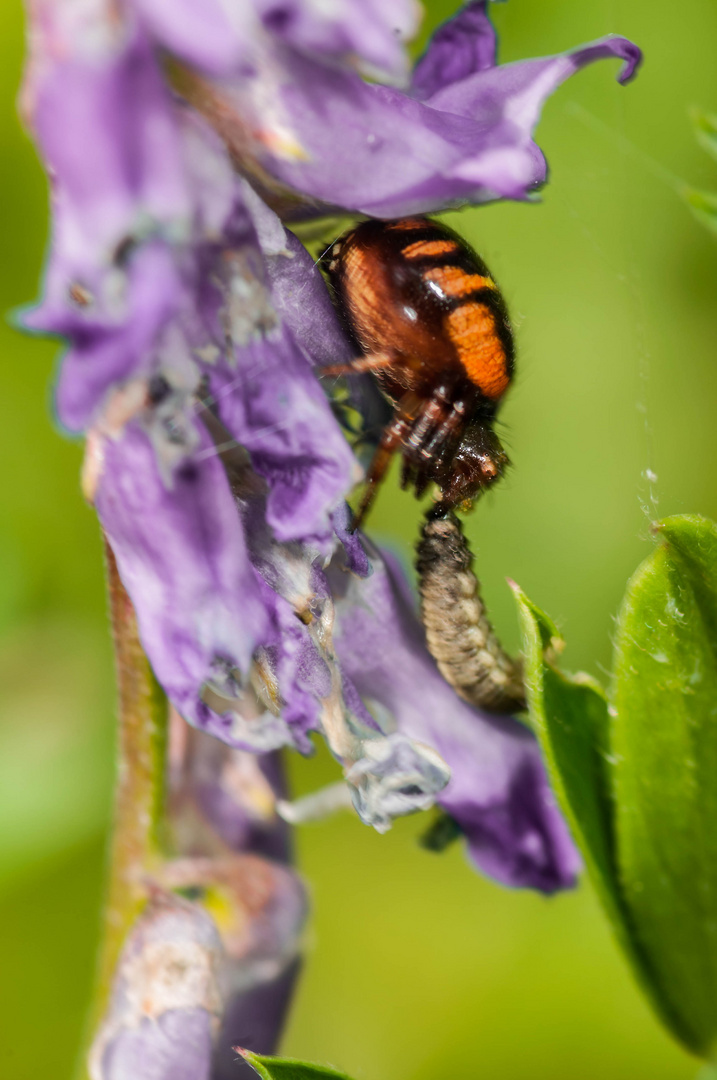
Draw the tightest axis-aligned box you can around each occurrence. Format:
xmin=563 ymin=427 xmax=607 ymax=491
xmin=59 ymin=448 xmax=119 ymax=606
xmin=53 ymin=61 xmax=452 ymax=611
xmin=213 ymin=959 xmax=302 ymax=1080
xmin=153 ymin=854 xmax=308 ymax=982
xmin=332 ymin=502 xmax=371 ymax=578
xmin=245 ymin=528 xmax=365 ymax=748
xmin=96 ymin=415 xmax=275 ymax=747
xmin=98 ymin=1009 xmax=214 ymax=1080
xmin=129 ymin=0 xmax=250 ymax=75
xmin=34 ymin=242 xmax=182 ymax=432
xmin=22 ymin=4 xmax=249 ymax=434
xmin=262 ymin=590 xmax=329 ymax=748
xmin=90 ymin=892 xmax=222 ymax=1080
xmin=27 ymin=17 xmax=188 ymax=286
xmin=169 ymin=718 xmax=293 ymax=863
xmin=204 ymin=325 xmax=359 ymax=546
xmin=216 ymin=32 xmax=640 ymax=216
xmin=252 ymin=0 xmax=419 ymax=81
xmin=411 ymin=1 xmax=497 ymax=100
xmin=327 ymin=542 xmax=580 ymax=892
xmin=426 ymin=35 xmax=641 ymax=119
xmin=131 ymin=0 xmax=416 ymax=80
xmin=262 ymin=228 xmax=355 ymax=371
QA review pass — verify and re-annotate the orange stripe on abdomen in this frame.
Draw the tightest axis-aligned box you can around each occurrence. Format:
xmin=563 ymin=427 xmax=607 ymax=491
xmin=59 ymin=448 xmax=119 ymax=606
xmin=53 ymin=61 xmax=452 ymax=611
xmin=402 ymin=239 xmax=460 ymax=259
xmin=446 ymin=303 xmax=510 ymax=399
xmin=423 ymin=265 xmax=496 ymax=298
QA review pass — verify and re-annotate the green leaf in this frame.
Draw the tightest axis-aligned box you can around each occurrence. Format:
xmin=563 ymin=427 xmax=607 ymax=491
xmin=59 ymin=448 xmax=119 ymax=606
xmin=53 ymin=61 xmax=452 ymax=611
xmin=238 ymin=1050 xmax=355 ymax=1080
xmin=512 ymin=584 xmax=692 ymax=1052
xmin=512 ymin=586 xmax=619 ymax=905
xmin=611 ymin=514 xmax=717 ymax=1057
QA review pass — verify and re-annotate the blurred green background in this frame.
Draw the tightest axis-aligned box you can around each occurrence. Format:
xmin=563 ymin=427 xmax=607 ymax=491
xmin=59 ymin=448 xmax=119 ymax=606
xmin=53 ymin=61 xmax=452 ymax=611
xmin=2 ymin=0 xmax=717 ymax=1077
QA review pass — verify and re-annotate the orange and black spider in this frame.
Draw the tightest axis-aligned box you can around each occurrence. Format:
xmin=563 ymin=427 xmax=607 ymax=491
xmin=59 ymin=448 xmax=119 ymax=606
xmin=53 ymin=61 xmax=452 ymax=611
xmin=323 ymin=216 xmax=514 ymax=529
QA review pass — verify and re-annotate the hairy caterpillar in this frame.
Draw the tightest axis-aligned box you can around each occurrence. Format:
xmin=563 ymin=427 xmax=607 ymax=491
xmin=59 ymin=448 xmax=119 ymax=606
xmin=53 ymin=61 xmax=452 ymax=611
xmin=416 ymin=511 xmax=526 ymax=714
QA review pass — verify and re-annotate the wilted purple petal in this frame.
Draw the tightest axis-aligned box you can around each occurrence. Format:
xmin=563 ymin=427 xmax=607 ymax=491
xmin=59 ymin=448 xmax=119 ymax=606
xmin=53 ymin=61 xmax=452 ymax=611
xmin=212 ymin=31 xmax=640 ymax=216
xmin=95 ymin=412 xmax=277 ymax=748
xmin=347 ymin=731 xmax=451 ymax=830
xmin=243 ymin=527 xmax=451 ymax=825
xmin=411 ymin=0 xmax=496 ymax=100
xmin=327 ymin=542 xmax=580 ymax=891
xmin=245 ymin=526 xmax=374 ymax=746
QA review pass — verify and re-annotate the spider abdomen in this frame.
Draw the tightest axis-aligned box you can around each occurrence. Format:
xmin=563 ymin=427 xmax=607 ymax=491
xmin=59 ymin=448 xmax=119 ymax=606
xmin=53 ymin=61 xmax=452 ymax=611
xmin=328 ymin=216 xmax=514 ymax=404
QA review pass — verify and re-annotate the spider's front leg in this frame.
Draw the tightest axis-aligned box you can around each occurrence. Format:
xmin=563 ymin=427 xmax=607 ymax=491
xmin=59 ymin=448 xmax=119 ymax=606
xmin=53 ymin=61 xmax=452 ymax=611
xmin=351 ymin=393 xmax=420 ymax=530
xmin=400 ymin=397 xmax=467 ymax=501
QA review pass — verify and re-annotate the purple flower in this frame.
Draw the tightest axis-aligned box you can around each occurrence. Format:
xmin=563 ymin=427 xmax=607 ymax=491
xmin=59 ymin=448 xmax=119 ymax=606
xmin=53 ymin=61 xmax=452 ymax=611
xmin=327 ymin=541 xmax=580 ymax=891
xmin=89 ymin=878 xmax=305 ymax=1080
xmin=170 ymin=716 xmax=294 ymax=863
xmin=21 ymin=0 xmax=641 ymax=890
xmin=181 ymin=1 xmax=641 ymax=217
xmin=88 ymin=892 xmax=222 ymax=1080
xmin=129 ymin=0 xmax=419 ymax=79
xmin=91 ymin=732 xmax=307 ymax=1080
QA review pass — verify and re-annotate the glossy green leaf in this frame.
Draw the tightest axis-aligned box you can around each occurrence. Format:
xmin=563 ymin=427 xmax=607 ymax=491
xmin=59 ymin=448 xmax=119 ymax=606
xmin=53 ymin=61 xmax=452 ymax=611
xmin=611 ymin=515 xmax=717 ymax=1057
xmin=512 ymin=583 xmax=692 ymax=1051
xmin=239 ymin=1050 xmax=355 ymax=1080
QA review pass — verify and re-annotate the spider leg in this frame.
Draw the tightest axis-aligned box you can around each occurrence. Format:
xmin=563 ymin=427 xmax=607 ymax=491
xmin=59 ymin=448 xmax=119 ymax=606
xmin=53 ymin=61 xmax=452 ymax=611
xmin=404 ymin=387 xmax=450 ymax=459
xmin=318 ymin=352 xmax=394 ymax=378
xmin=420 ymin=400 xmax=467 ymax=464
xmin=403 ymin=397 xmax=465 ymax=499
xmin=413 ymin=469 xmax=433 ymax=499
xmin=400 ymin=393 xmax=450 ymax=493
xmin=400 ymin=458 xmax=418 ymax=491
xmin=351 ymin=402 xmax=416 ymax=530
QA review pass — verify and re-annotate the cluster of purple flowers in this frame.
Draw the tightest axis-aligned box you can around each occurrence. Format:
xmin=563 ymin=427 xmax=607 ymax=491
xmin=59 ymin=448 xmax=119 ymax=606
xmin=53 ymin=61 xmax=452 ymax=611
xmin=21 ymin=0 xmax=642 ymax=1072
xmin=24 ymin=0 xmax=642 ymax=950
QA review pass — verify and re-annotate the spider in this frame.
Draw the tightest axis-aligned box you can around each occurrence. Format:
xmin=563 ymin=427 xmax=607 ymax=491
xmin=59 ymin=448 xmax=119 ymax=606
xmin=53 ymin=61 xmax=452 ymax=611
xmin=323 ymin=216 xmax=514 ymax=529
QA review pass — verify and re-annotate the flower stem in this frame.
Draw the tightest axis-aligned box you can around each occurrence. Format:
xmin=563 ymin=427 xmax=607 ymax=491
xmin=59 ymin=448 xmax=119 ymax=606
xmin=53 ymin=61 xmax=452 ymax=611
xmin=76 ymin=539 xmax=169 ymax=1078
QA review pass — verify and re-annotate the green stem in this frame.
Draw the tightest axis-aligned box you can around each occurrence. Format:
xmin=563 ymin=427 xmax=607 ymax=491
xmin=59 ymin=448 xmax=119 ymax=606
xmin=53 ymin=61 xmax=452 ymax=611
xmin=76 ymin=539 xmax=169 ymax=1078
